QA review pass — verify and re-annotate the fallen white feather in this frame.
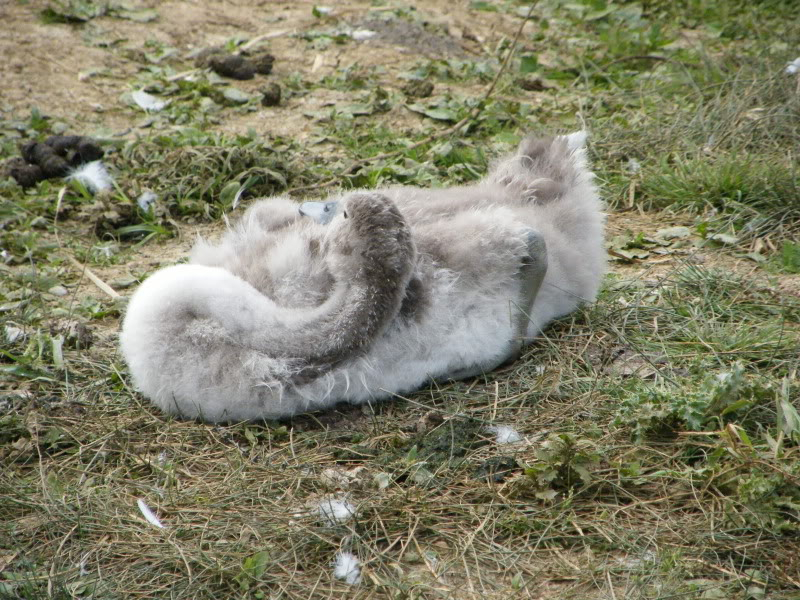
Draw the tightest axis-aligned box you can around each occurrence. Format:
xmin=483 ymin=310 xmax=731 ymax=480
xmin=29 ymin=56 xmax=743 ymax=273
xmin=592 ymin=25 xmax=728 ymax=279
xmin=351 ymin=29 xmax=377 ymax=41
xmin=318 ymin=497 xmax=357 ymax=525
xmin=79 ymin=553 xmax=90 ymax=576
xmin=137 ymin=498 xmax=166 ymax=529
xmin=137 ymin=190 xmax=158 ymax=211
xmin=616 ymin=549 xmax=657 ymax=569
xmin=132 ymin=89 xmax=167 ymax=111
xmin=487 ymin=425 xmax=523 ymax=445
xmin=232 ymin=186 xmax=246 ymax=210
xmin=95 ymin=244 xmax=116 ymax=259
xmin=4 ymin=325 xmax=24 ymax=344
xmin=67 ymin=160 xmax=113 ymax=193
xmin=786 ymin=57 xmax=800 ymax=75
xmin=333 ymin=551 xmax=362 ymax=585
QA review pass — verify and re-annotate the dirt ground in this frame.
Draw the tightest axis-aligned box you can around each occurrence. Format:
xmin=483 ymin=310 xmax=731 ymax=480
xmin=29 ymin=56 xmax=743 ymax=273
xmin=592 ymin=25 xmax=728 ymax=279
xmin=1 ymin=0 xmax=515 ymax=140
xmin=0 ymin=0 xmax=532 ymax=283
xmin=4 ymin=0 xmax=796 ymax=289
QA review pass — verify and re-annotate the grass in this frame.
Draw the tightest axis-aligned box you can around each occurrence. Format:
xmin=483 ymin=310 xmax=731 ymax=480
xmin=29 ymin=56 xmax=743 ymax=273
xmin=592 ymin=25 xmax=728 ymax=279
xmin=4 ymin=263 xmax=798 ymax=598
xmin=2 ymin=0 xmax=800 ymax=598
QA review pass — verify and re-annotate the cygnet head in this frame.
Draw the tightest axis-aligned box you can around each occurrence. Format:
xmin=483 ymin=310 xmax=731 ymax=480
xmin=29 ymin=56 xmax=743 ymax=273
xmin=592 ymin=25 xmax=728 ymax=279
xmin=299 ymin=200 xmax=339 ymax=224
xmin=324 ymin=192 xmax=415 ymax=282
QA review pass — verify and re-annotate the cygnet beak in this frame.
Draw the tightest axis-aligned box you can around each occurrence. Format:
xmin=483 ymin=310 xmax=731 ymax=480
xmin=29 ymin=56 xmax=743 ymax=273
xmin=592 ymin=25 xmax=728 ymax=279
xmin=298 ymin=201 xmax=338 ymax=225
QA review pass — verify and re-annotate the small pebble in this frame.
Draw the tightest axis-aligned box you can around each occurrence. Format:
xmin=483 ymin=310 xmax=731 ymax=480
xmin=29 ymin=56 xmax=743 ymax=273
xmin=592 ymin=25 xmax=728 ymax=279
xmin=111 ymin=277 xmax=138 ymax=290
xmin=351 ymin=29 xmax=377 ymax=41
xmin=48 ymin=285 xmax=69 ymax=297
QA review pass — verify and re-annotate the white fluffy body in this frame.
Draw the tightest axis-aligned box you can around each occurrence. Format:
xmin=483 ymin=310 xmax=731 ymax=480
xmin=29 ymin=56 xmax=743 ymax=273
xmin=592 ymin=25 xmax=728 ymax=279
xmin=67 ymin=160 xmax=113 ymax=193
xmin=120 ymin=132 xmax=606 ymax=422
xmin=333 ymin=552 xmax=362 ymax=585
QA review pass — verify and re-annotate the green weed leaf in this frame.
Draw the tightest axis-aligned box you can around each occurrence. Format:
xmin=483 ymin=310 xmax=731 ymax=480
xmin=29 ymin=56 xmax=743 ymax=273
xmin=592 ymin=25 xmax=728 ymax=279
xmin=781 ymin=242 xmax=800 ymax=274
xmin=406 ymin=103 xmax=458 ymax=122
xmin=236 ymin=551 xmax=271 ymax=590
xmin=519 ymin=55 xmax=538 ymax=74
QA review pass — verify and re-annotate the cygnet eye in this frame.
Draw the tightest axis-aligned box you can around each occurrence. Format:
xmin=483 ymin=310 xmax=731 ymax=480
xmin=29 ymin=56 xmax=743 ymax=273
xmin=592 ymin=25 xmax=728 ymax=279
xmin=343 ymin=210 xmax=349 ymax=219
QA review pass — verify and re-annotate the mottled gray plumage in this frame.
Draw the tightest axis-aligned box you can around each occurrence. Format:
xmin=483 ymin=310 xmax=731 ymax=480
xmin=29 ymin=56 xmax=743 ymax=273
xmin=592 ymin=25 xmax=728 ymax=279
xmin=120 ymin=132 xmax=606 ymax=421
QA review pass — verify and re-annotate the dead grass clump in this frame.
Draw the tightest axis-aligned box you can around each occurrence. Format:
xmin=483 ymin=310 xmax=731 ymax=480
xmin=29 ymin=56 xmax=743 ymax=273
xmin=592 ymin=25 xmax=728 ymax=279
xmin=119 ymin=140 xmax=296 ymax=220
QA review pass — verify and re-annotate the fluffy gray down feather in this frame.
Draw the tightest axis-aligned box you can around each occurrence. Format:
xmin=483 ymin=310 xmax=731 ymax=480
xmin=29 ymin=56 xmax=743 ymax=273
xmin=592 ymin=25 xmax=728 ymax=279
xmin=120 ymin=132 xmax=606 ymax=422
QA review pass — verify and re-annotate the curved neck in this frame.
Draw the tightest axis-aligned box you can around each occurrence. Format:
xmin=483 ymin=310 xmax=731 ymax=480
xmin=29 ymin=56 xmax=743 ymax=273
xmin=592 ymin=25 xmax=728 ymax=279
xmin=144 ymin=259 xmax=411 ymax=372
xmin=285 ymin=269 xmax=409 ymax=365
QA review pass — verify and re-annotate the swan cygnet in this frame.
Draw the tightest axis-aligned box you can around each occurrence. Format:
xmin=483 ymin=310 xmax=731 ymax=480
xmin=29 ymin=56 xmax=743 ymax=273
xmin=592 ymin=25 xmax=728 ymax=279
xmin=120 ymin=131 xmax=606 ymax=422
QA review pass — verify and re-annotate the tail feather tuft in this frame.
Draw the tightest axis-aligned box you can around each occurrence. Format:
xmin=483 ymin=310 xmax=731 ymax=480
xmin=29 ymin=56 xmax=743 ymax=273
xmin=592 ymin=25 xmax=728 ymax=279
xmin=487 ymin=131 xmax=592 ymax=202
xmin=563 ymin=130 xmax=588 ymax=152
